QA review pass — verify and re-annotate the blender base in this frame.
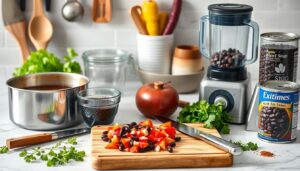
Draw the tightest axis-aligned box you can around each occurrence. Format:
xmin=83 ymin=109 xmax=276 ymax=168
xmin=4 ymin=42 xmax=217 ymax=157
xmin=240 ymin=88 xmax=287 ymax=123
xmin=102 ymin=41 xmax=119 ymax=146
xmin=199 ymin=73 xmax=251 ymax=124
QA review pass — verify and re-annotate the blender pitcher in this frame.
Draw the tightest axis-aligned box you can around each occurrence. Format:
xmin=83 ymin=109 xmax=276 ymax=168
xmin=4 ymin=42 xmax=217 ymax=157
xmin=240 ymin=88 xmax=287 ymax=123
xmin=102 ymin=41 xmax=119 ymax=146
xmin=200 ymin=4 xmax=259 ymax=72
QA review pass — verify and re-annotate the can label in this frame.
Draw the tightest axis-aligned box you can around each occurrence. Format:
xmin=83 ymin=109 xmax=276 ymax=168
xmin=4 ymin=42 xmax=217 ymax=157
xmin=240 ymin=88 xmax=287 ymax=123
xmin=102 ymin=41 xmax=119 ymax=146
xmin=258 ymin=87 xmax=299 ymax=142
xmin=259 ymin=45 xmax=298 ymax=84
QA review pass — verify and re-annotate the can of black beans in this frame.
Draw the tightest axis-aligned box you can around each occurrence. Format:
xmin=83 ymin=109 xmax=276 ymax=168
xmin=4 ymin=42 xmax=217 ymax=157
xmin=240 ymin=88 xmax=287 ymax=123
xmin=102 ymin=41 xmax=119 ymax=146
xmin=258 ymin=81 xmax=300 ymax=143
xmin=259 ymin=32 xmax=300 ymax=85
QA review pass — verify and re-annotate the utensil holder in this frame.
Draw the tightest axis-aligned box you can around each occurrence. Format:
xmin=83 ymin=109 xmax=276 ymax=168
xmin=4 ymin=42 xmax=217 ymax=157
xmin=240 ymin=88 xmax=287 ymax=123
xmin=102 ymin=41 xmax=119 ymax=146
xmin=137 ymin=34 xmax=174 ymax=74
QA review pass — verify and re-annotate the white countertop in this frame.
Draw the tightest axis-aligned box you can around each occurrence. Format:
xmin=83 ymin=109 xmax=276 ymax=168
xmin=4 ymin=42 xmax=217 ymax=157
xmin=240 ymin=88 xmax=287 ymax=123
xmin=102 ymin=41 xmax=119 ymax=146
xmin=0 ymin=68 xmax=300 ymax=171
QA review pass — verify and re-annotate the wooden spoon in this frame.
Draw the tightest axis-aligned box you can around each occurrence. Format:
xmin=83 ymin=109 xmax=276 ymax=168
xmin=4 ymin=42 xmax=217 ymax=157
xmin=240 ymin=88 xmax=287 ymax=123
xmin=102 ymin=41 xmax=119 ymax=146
xmin=129 ymin=6 xmax=148 ymax=35
xmin=28 ymin=0 xmax=53 ymax=50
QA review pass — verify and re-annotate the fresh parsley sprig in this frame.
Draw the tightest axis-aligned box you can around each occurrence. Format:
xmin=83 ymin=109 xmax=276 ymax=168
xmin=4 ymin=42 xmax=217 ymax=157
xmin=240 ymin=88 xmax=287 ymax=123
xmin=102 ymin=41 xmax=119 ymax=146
xmin=230 ymin=140 xmax=258 ymax=151
xmin=18 ymin=137 xmax=85 ymax=167
xmin=177 ymin=100 xmax=231 ymax=134
xmin=0 ymin=146 xmax=9 ymax=154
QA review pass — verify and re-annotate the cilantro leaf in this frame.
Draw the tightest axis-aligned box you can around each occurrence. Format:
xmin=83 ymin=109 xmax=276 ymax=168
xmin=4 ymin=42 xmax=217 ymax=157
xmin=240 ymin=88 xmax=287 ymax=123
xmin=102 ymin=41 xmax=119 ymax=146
xmin=230 ymin=140 xmax=258 ymax=151
xmin=177 ymin=100 xmax=231 ymax=134
xmin=0 ymin=146 xmax=9 ymax=154
xmin=18 ymin=137 xmax=85 ymax=167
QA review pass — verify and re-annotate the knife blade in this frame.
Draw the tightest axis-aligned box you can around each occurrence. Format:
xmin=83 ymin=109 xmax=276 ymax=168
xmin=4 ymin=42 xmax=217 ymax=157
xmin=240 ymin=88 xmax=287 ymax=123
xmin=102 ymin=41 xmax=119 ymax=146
xmin=155 ymin=116 xmax=243 ymax=155
xmin=6 ymin=128 xmax=90 ymax=149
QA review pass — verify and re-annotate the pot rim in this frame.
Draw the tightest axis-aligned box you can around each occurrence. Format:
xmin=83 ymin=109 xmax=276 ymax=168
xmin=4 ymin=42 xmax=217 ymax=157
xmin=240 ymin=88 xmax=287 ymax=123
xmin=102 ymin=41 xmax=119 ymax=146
xmin=6 ymin=72 xmax=89 ymax=93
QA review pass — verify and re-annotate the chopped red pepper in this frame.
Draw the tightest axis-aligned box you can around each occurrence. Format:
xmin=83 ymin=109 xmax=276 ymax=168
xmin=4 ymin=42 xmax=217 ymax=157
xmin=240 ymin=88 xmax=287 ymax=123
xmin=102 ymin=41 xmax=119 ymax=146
xmin=101 ymin=120 xmax=181 ymax=153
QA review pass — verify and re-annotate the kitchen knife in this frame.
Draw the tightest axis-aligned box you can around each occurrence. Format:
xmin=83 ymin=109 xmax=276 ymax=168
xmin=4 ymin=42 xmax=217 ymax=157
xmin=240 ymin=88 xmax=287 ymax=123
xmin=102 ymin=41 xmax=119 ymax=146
xmin=2 ymin=0 xmax=30 ymax=63
xmin=155 ymin=116 xmax=243 ymax=155
xmin=6 ymin=128 xmax=90 ymax=149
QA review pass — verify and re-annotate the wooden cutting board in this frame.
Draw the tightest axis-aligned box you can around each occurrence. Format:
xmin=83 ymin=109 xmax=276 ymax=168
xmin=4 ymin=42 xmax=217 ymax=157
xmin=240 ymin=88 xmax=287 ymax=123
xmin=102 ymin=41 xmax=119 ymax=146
xmin=91 ymin=124 xmax=233 ymax=170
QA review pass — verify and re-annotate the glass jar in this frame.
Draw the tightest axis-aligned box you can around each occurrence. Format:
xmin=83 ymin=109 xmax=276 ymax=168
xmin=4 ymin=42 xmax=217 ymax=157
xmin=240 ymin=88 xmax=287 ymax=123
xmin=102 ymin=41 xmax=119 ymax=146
xmin=200 ymin=4 xmax=259 ymax=69
xmin=82 ymin=49 xmax=132 ymax=92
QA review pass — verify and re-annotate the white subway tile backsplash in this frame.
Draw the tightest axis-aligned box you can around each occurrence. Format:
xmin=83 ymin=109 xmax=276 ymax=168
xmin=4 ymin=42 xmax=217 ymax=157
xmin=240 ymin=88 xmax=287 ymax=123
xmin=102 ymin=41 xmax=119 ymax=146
xmin=0 ymin=31 xmax=4 ymax=47
xmin=51 ymin=30 xmax=115 ymax=48
xmin=278 ymin=0 xmax=300 ymax=10
xmin=253 ymin=11 xmax=300 ymax=30
xmin=4 ymin=32 xmax=18 ymax=47
xmin=0 ymin=48 xmax=22 ymax=66
xmin=92 ymin=11 xmax=136 ymax=30
xmin=116 ymin=30 xmax=137 ymax=46
xmin=0 ymin=0 xmax=300 ymax=85
xmin=183 ymin=0 xmax=230 ymax=12
xmin=112 ymin=0 xmax=141 ymax=10
xmin=230 ymin=0 xmax=278 ymax=11
xmin=113 ymin=0 xmax=172 ymax=11
xmin=177 ymin=11 xmax=207 ymax=29
xmin=174 ymin=29 xmax=199 ymax=46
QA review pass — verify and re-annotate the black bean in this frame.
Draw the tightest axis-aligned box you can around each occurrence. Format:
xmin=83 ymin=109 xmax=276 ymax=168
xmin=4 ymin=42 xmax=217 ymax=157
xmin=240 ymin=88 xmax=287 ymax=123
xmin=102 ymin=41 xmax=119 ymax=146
xmin=211 ymin=48 xmax=245 ymax=68
xmin=174 ymin=137 xmax=181 ymax=142
xmin=147 ymin=143 xmax=155 ymax=150
xmin=170 ymin=142 xmax=176 ymax=147
xmin=102 ymin=136 xmax=109 ymax=142
xmin=101 ymin=134 xmax=108 ymax=138
xmin=147 ymin=126 xmax=152 ymax=133
xmin=167 ymin=145 xmax=173 ymax=153
xmin=259 ymin=106 xmax=289 ymax=139
xmin=130 ymin=122 xmax=137 ymax=127
xmin=119 ymin=144 xmax=125 ymax=151
xmin=102 ymin=130 xmax=109 ymax=135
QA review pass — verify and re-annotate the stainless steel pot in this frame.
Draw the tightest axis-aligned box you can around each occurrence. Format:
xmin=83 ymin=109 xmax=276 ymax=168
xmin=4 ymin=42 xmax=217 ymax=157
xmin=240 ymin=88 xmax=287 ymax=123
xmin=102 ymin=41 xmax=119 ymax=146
xmin=6 ymin=72 xmax=89 ymax=130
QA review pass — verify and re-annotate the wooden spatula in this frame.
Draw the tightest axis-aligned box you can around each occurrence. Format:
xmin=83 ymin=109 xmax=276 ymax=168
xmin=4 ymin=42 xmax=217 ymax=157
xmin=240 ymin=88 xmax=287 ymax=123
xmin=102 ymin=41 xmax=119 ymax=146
xmin=2 ymin=0 xmax=30 ymax=63
xmin=92 ymin=0 xmax=112 ymax=23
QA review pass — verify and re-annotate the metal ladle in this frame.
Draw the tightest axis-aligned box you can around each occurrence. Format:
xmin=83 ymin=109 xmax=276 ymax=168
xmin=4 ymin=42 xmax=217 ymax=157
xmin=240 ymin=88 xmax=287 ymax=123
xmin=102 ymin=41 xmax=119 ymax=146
xmin=62 ymin=0 xmax=84 ymax=22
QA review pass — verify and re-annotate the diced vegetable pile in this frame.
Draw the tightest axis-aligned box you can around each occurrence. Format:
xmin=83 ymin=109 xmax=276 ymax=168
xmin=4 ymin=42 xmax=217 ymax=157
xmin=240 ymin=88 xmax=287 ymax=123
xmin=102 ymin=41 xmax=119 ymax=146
xmin=101 ymin=120 xmax=181 ymax=153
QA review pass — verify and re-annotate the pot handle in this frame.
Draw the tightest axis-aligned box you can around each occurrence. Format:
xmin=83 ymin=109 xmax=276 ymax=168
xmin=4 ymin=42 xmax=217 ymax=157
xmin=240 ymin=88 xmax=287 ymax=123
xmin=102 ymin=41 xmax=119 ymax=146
xmin=6 ymin=133 xmax=52 ymax=149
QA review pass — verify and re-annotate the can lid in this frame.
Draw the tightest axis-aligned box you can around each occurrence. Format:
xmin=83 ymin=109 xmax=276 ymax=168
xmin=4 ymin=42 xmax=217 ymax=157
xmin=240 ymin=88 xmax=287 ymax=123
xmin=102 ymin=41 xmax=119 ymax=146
xmin=261 ymin=32 xmax=300 ymax=42
xmin=262 ymin=81 xmax=300 ymax=92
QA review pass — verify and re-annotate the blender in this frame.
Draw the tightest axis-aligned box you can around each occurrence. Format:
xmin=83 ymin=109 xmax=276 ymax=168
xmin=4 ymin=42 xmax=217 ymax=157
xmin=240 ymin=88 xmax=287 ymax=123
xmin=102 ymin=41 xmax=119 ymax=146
xmin=199 ymin=4 xmax=259 ymax=124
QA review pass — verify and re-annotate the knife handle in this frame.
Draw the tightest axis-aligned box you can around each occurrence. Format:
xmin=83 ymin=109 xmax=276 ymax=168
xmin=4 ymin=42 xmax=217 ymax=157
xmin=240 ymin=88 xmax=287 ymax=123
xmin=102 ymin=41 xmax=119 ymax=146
xmin=6 ymin=133 xmax=53 ymax=149
xmin=199 ymin=132 xmax=243 ymax=155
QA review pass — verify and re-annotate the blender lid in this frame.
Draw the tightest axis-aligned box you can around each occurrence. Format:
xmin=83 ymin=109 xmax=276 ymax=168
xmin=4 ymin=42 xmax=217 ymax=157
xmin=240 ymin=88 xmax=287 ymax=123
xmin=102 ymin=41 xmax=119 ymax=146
xmin=208 ymin=4 xmax=253 ymax=26
xmin=208 ymin=4 xmax=253 ymax=14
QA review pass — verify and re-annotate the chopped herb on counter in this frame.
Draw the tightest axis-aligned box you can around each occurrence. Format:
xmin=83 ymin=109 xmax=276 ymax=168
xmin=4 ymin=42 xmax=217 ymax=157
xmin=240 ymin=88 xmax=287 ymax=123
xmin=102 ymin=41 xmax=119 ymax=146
xmin=230 ymin=140 xmax=258 ymax=151
xmin=67 ymin=137 xmax=78 ymax=145
xmin=18 ymin=137 xmax=85 ymax=167
xmin=0 ymin=146 xmax=9 ymax=154
xmin=177 ymin=100 xmax=230 ymax=134
xmin=13 ymin=48 xmax=81 ymax=77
